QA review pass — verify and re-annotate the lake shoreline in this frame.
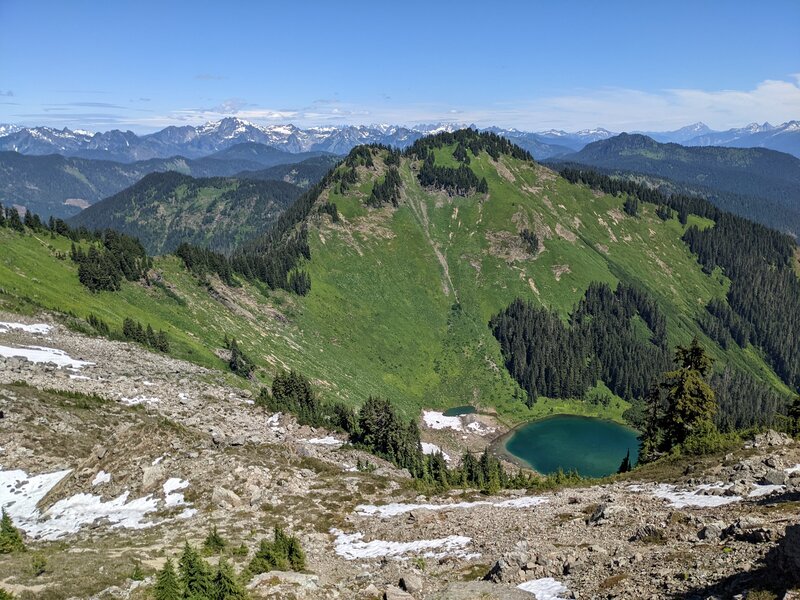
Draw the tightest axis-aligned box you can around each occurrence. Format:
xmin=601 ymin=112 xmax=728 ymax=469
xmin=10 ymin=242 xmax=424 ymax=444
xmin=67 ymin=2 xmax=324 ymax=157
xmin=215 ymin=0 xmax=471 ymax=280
xmin=491 ymin=413 xmax=641 ymax=478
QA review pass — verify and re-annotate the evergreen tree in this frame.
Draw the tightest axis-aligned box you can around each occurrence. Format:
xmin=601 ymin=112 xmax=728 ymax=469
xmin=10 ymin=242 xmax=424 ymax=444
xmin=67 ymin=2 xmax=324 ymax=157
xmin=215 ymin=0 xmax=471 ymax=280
xmin=153 ymin=558 xmax=182 ymax=600
xmin=248 ymin=526 xmax=305 ymax=575
xmin=617 ymin=449 xmax=632 ymax=473
xmin=0 ymin=509 xmax=25 ymax=554
xmin=228 ymin=338 xmax=254 ymax=378
xmin=789 ymin=395 xmax=800 ymax=436
xmin=660 ymin=339 xmax=717 ymax=448
xmin=203 ymin=525 xmax=226 ymax=554
xmin=178 ymin=543 xmax=212 ymax=598
xmin=6 ymin=207 xmax=24 ymax=232
xmin=212 ymin=559 xmax=247 ymax=600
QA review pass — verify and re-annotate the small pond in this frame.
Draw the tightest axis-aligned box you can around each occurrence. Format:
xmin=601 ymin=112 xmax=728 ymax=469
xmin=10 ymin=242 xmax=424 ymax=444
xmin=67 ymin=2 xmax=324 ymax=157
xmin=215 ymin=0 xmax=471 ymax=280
xmin=443 ymin=405 xmax=476 ymax=416
xmin=504 ymin=415 xmax=640 ymax=478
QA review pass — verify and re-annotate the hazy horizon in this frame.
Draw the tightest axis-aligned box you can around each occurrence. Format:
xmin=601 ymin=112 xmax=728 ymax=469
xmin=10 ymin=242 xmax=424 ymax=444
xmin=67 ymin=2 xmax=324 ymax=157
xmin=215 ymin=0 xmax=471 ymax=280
xmin=1 ymin=0 xmax=798 ymax=134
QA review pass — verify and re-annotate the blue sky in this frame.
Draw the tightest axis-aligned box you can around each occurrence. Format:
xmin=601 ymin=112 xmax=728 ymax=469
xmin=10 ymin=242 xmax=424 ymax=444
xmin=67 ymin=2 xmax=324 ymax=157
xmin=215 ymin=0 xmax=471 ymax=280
xmin=1 ymin=0 xmax=798 ymax=132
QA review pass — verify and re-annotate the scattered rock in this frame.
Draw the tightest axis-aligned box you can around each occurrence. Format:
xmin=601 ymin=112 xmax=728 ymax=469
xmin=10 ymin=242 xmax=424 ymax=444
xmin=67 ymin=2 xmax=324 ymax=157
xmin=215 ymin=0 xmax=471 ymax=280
xmin=211 ymin=486 xmax=242 ymax=508
xmin=384 ymin=584 xmax=415 ymax=600
xmin=753 ymin=430 xmax=793 ymax=447
xmin=399 ymin=573 xmax=423 ymax=595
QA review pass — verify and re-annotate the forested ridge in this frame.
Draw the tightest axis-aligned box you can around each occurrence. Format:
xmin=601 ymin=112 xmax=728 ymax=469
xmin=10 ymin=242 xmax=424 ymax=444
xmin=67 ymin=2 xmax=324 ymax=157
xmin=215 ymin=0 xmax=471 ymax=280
xmin=560 ymin=167 xmax=799 ymax=390
xmin=70 ymin=171 xmax=302 ymax=255
xmin=490 ymin=282 xmax=669 ymax=403
xmin=551 ymin=133 xmax=800 ymax=236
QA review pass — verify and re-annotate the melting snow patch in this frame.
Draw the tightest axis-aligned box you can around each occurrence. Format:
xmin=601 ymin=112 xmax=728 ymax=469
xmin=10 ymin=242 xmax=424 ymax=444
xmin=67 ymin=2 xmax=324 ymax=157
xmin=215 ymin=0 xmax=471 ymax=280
xmin=162 ymin=478 xmax=190 ymax=508
xmin=518 ymin=577 xmax=570 ymax=599
xmin=0 ymin=322 xmax=52 ymax=335
xmin=330 ymin=529 xmax=477 ymax=560
xmin=92 ymin=471 xmax=111 ymax=486
xmin=749 ymin=484 xmax=784 ymax=498
xmin=787 ymin=464 xmax=800 ymax=475
xmin=120 ymin=395 xmax=160 ymax=406
xmin=355 ymin=495 xmax=548 ymax=518
xmin=648 ymin=483 xmax=741 ymax=508
xmin=421 ymin=442 xmax=451 ymax=462
xmin=152 ymin=455 xmax=166 ymax=466
xmin=422 ymin=411 xmax=463 ymax=431
xmin=1 ymin=468 xmax=194 ymax=540
xmin=0 ymin=344 xmax=93 ymax=370
xmin=304 ymin=436 xmax=343 ymax=446
xmin=69 ymin=374 xmax=90 ymax=381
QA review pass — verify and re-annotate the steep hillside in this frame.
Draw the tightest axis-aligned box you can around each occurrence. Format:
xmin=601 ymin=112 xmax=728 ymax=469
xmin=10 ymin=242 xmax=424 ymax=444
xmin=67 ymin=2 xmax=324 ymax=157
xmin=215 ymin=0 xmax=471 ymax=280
xmin=550 ymin=134 xmax=800 ymax=235
xmin=68 ymin=171 xmax=302 ymax=255
xmin=2 ymin=132 xmax=793 ymax=431
xmin=237 ymin=155 xmax=342 ymax=189
xmin=0 ymin=148 xmax=314 ymax=218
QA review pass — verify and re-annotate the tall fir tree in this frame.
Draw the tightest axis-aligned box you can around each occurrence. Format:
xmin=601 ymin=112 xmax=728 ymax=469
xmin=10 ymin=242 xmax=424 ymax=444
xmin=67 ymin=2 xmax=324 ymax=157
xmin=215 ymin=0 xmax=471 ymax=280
xmin=660 ymin=339 xmax=717 ymax=447
xmin=153 ymin=558 xmax=182 ymax=600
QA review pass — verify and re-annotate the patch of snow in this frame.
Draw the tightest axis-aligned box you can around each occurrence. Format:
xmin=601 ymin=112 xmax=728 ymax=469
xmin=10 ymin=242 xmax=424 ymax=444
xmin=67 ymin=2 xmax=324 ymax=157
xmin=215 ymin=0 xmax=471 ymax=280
xmin=142 ymin=381 xmax=155 ymax=387
xmin=151 ymin=455 xmax=166 ymax=466
xmin=466 ymin=421 xmax=495 ymax=434
xmin=331 ymin=528 xmax=477 ymax=560
xmin=748 ymin=484 xmax=784 ymax=498
xmin=648 ymin=483 xmax=741 ymax=508
xmin=162 ymin=478 xmax=190 ymax=508
xmin=0 ymin=344 xmax=93 ymax=370
xmin=120 ymin=395 xmax=160 ymax=406
xmin=0 ymin=468 xmax=71 ymax=523
xmin=304 ymin=436 xmax=343 ymax=447
xmin=92 ymin=471 xmax=111 ymax=486
xmin=422 ymin=411 xmax=463 ymax=431
xmin=0 ymin=322 xmax=52 ymax=335
xmin=1 ymin=468 xmax=195 ymax=540
xmin=355 ymin=495 xmax=548 ymax=518
xmin=421 ymin=442 xmax=451 ymax=462
xmin=69 ymin=374 xmax=90 ymax=381
xmin=786 ymin=464 xmax=800 ymax=475
xmin=518 ymin=577 xmax=570 ymax=599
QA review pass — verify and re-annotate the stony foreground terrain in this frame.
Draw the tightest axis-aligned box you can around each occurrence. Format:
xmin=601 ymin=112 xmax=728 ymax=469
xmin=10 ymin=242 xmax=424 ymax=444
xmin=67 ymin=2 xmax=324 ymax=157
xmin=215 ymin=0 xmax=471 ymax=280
xmin=1 ymin=313 xmax=799 ymax=599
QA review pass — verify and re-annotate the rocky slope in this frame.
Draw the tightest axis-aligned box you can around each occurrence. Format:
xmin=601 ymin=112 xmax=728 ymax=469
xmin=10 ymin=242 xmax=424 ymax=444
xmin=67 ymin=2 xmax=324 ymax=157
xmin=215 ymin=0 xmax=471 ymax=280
xmin=1 ymin=313 xmax=799 ymax=599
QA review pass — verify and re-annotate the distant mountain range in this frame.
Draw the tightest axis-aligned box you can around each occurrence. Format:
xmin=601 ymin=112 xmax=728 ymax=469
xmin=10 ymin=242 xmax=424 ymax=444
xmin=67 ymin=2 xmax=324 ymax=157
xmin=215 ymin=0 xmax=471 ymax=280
xmin=2 ymin=117 xmax=798 ymax=162
xmin=550 ymin=133 xmax=800 ymax=236
xmin=0 ymin=144 xmax=331 ymax=218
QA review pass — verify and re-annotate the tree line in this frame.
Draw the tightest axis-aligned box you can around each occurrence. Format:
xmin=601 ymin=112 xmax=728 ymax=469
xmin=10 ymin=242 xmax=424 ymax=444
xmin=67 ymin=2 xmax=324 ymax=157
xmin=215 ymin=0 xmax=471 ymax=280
xmin=490 ymin=281 xmax=669 ymax=403
xmin=560 ymin=166 xmax=800 ymax=395
xmin=256 ymin=370 xmax=546 ymax=492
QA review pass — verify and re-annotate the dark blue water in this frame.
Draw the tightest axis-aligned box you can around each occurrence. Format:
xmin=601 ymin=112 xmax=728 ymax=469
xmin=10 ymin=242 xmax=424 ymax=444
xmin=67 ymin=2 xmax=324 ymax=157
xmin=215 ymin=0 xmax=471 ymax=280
xmin=505 ymin=415 xmax=640 ymax=478
xmin=443 ymin=405 xmax=476 ymax=416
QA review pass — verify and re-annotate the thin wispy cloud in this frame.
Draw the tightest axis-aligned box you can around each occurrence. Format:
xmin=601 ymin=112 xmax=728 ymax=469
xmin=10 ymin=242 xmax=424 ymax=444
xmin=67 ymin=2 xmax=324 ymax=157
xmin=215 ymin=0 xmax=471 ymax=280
xmin=0 ymin=90 xmax=13 ymax=97
xmin=5 ymin=76 xmax=799 ymax=133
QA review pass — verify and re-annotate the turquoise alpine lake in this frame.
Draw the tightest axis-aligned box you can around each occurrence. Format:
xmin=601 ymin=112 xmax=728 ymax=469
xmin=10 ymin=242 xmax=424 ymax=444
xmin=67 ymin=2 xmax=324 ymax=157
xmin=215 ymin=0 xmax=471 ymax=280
xmin=504 ymin=415 xmax=640 ymax=478
xmin=443 ymin=405 xmax=476 ymax=416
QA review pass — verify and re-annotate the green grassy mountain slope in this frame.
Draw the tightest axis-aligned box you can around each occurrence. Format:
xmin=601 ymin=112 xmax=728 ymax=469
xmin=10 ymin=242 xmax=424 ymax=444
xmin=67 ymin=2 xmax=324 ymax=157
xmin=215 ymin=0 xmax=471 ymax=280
xmin=68 ymin=171 xmax=302 ymax=255
xmin=0 ymin=135 xmax=793 ymax=427
xmin=549 ymin=133 xmax=800 ymax=236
